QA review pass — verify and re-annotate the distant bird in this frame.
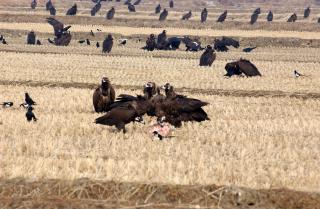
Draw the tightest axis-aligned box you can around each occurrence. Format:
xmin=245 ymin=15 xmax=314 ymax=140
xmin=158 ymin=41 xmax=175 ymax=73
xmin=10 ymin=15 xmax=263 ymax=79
xmin=90 ymin=30 xmax=95 ymax=36
xmin=31 ymin=0 xmax=37 ymax=9
xmin=106 ymin=7 xmax=115 ymax=20
xmin=157 ymin=30 xmax=167 ymax=49
xmin=217 ymin=10 xmax=227 ymax=22
xmin=243 ymin=46 xmax=257 ymax=53
xmin=26 ymin=106 xmax=37 ymax=122
xmin=155 ymin=4 xmax=161 ymax=14
xmin=201 ymin=8 xmax=208 ymax=23
xmin=96 ymin=42 xmax=100 ymax=48
xmin=169 ymin=0 xmax=174 ymax=8
xmin=287 ymin=13 xmax=297 ymax=22
xmin=1 ymin=102 xmax=13 ymax=108
xmin=36 ymin=40 xmax=42 ymax=45
xmin=0 ymin=35 xmax=3 ymax=41
xmin=2 ymin=39 xmax=7 ymax=45
xmin=118 ymin=38 xmax=128 ymax=46
xmin=47 ymin=17 xmax=72 ymax=46
xmin=49 ymin=5 xmax=56 ymax=15
xmin=91 ymin=2 xmax=102 ymax=16
xmin=133 ymin=0 xmax=141 ymax=5
xmin=128 ymin=3 xmax=136 ymax=12
xmin=24 ymin=92 xmax=37 ymax=106
xmin=78 ymin=39 xmax=85 ymax=44
xmin=102 ymin=34 xmax=114 ymax=53
xmin=294 ymin=70 xmax=302 ymax=77
xmin=182 ymin=11 xmax=192 ymax=20
xmin=46 ymin=0 xmax=53 ymax=10
xmin=267 ymin=11 xmax=273 ymax=22
xmin=97 ymin=28 xmax=102 ymax=32
xmin=199 ymin=45 xmax=216 ymax=66
xmin=159 ymin=9 xmax=168 ymax=21
xmin=93 ymin=77 xmax=115 ymax=112
xmin=86 ymin=39 xmax=91 ymax=45
xmin=304 ymin=7 xmax=311 ymax=18
xmin=27 ymin=31 xmax=36 ymax=45
xmin=225 ymin=59 xmax=261 ymax=77
xmin=66 ymin=3 xmax=77 ymax=16
xmin=250 ymin=11 xmax=259 ymax=24
xmin=143 ymin=34 xmax=157 ymax=51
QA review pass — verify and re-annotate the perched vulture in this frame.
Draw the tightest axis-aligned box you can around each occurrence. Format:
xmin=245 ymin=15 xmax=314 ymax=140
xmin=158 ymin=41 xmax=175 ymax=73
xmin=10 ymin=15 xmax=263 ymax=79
xmin=106 ymin=7 xmax=115 ymax=20
xmin=287 ymin=13 xmax=297 ymax=22
xmin=46 ymin=0 xmax=53 ymax=10
xmin=243 ymin=46 xmax=257 ymax=53
xmin=27 ymin=31 xmax=36 ymax=45
xmin=166 ymin=37 xmax=181 ymax=50
xmin=182 ymin=36 xmax=203 ymax=51
xmin=224 ymin=59 xmax=262 ymax=77
xmin=91 ymin=2 xmax=102 ymax=16
xmin=155 ymin=83 xmax=210 ymax=127
xmin=182 ymin=11 xmax=192 ymax=20
xmin=201 ymin=8 xmax=208 ymax=23
xmin=133 ymin=0 xmax=141 ymax=5
xmin=304 ymin=7 xmax=311 ymax=18
xmin=102 ymin=34 xmax=114 ymax=53
xmin=267 ymin=11 xmax=273 ymax=22
xmin=49 ymin=5 xmax=56 ymax=15
xmin=221 ymin=36 xmax=239 ymax=48
xmin=157 ymin=30 xmax=167 ymax=49
xmin=253 ymin=7 xmax=261 ymax=15
xmin=159 ymin=9 xmax=168 ymax=21
xmin=66 ymin=4 xmax=77 ymax=16
xmin=143 ymin=82 xmax=157 ymax=99
xmin=47 ymin=18 xmax=72 ymax=46
xmin=144 ymin=34 xmax=157 ymax=51
xmin=93 ymin=77 xmax=115 ymax=112
xmin=31 ymin=0 xmax=37 ymax=9
xmin=128 ymin=3 xmax=136 ymax=12
xmin=26 ymin=106 xmax=37 ymax=122
xmin=250 ymin=12 xmax=259 ymax=24
xmin=169 ymin=0 xmax=174 ymax=8
xmin=155 ymin=4 xmax=161 ymax=14
xmin=199 ymin=45 xmax=216 ymax=66
xmin=217 ymin=10 xmax=227 ymax=22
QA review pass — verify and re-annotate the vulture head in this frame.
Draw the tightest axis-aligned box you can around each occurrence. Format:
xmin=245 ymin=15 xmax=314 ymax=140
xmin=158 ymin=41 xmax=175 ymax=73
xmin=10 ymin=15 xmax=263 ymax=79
xmin=101 ymin=77 xmax=111 ymax=93
xmin=107 ymin=34 xmax=114 ymax=40
xmin=162 ymin=83 xmax=176 ymax=98
xmin=143 ymin=82 xmax=157 ymax=99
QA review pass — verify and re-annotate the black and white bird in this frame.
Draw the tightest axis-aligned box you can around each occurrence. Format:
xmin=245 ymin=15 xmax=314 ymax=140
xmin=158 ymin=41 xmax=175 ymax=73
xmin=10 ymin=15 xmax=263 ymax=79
xmin=118 ymin=38 xmax=127 ymax=46
xmin=26 ymin=106 xmax=37 ymax=122
xmin=294 ymin=70 xmax=302 ymax=78
xmin=1 ymin=102 xmax=13 ymax=108
xmin=243 ymin=46 xmax=257 ymax=53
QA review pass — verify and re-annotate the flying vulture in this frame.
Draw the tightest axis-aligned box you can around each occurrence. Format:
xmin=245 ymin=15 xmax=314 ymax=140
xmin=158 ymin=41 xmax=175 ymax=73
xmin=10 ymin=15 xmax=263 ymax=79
xmin=47 ymin=18 xmax=72 ymax=46
xmin=27 ymin=31 xmax=36 ymax=45
xmin=224 ymin=59 xmax=262 ymax=77
xmin=159 ymin=9 xmax=168 ymax=21
xmin=182 ymin=11 xmax=192 ymax=20
xmin=66 ymin=4 xmax=77 ymax=16
xmin=128 ymin=3 xmax=136 ymax=12
xmin=93 ymin=77 xmax=115 ymax=112
xmin=199 ymin=45 xmax=216 ymax=66
xmin=31 ymin=0 xmax=37 ymax=9
xmin=91 ymin=2 xmax=102 ymax=16
xmin=267 ymin=11 xmax=273 ymax=22
xmin=169 ymin=0 xmax=174 ymax=8
xmin=217 ymin=10 xmax=227 ymax=22
xmin=166 ymin=37 xmax=181 ymax=50
xmin=155 ymin=4 xmax=161 ymax=14
xmin=304 ymin=7 xmax=311 ymax=18
xmin=201 ymin=8 xmax=208 ymax=23
xmin=106 ymin=7 xmax=115 ymax=20
xmin=102 ymin=34 xmax=114 ymax=53
xmin=287 ymin=13 xmax=297 ymax=22
xmin=26 ymin=106 xmax=37 ymax=122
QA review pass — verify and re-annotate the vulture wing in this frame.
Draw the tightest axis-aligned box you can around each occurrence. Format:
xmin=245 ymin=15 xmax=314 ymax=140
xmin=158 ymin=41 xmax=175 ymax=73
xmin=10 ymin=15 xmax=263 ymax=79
xmin=47 ymin=18 xmax=64 ymax=36
xmin=237 ymin=60 xmax=261 ymax=76
xmin=174 ymin=96 xmax=209 ymax=112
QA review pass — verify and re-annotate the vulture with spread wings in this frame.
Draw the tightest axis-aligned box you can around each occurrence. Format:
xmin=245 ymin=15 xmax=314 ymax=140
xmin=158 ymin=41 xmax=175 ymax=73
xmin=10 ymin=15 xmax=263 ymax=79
xmin=47 ymin=18 xmax=72 ymax=46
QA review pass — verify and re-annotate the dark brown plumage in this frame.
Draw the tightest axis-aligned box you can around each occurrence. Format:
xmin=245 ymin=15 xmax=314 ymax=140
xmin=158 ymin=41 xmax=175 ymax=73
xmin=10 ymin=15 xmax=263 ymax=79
xmin=201 ymin=8 xmax=208 ymax=23
xmin=250 ymin=12 xmax=259 ymax=24
xmin=159 ymin=9 xmax=168 ymax=21
xmin=182 ymin=11 xmax=192 ymax=20
xmin=93 ymin=77 xmax=115 ymax=112
xmin=91 ymin=2 xmax=101 ymax=16
xmin=304 ymin=7 xmax=311 ymax=18
xmin=253 ymin=7 xmax=261 ymax=15
xmin=27 ymin=31 xmax=36 ymax=45
xmin=102 ymin=34 xmax=114 ymax=53
xmin=224 ymin=59 xmax=262 ymax=77
xmin=31 ymin=0 xmax=37 ymax=9
xmin=128 ymin=3 xmax=136 ymax=12
xmin=169 ymin=0 xmax=174 ymax=8
xmin=106 ymin=7 xmax=115 ymax=20
xmin=46 ymin=0 xmax=53 ymax=10
xmin=199 ymin=45 xmax=216 ymax=66
xmin=157 ymin=30 xmax=167 ymax=49
xmin=49 ymin=5 xmax=56 ymax=15
xmin=287 ymin=13 xmax=297 ymax=22
xmin=155 ymin=4 xmax=161 ymax=14
xmin=66 ymin=3 xmax=77 ymax=16
xmin=133 ymin=0 xmax=141 ymax=5
xmin=217 ymin=10 xmax=227 ymax=22
xmin=47 ymin=18 xmax=72 ymax=46
xmin=144 ymin=34 xmax=157 ymax=51
xmin=267 ymin=11 xmax=273 ymax=22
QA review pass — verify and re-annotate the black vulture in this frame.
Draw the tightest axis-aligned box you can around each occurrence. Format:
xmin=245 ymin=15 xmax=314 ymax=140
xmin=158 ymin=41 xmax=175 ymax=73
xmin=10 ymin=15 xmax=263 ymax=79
xmin=133 ymin=0 xmax=141 ymax=5
xmin=182 ymin=10 xmax=192 ymax=20
xmin=169 ymin=0 xmax=174 ymax=8
xmin=250 ymin=12 xmax=259 ymax=24
xmin=243 ymin=46 xmax=257 ymax=53
xmin=106 ymin=7 xmax=115 ymax=20
xmin=26 ymin=106 xmax=37 ymax=122
xmin=27 ymin=31 xmax=36 ymax=45
xmin=0 ymin=35 xmax=3 ymax=41
xmin=157 ymin=30 xmax=167 ymax=49
xmin=287 ymin=13 xmax=297 ymax=22
xmin=1 ymin=102 xmax=13 ymax=108
xmin=128 ymin=3 xmax=136 ymax=12
xmin=159 ymin=9 xmax=168 ymax=21
xmin=90 ymin=30 xmax=95 ymax=36
xmin=91 ymin=2 xmax=102 ymax=16
xmin=155 ymin=4 xmax=161 ymax=14
xmin=217 ymin=10 xmax=227 ymax=22
xmin=49 ymin=6 xmax=56 ymax=15
xmin=66 ymin=4 xmax=77 ymax=16
xmin=124 ymin=0 xmax=131 ymax=5
xmin=253 ymin=7 xmax=261 ymax=15
xmin=47 ymin=18 xmax=72 ymax=46
xmin=224 ymin=59 xmax=261 ymax=77
xmin=166 ymin=37 xmax=181 ymax=50
xmin=143 ymin=34 xmax=157 ymax=51
xmin=46 ymin=0 xmax=53 ymax=10
xmin=31 ymin=0 xmax=37 ymax=9
xmin=93 ymin=77 xmax=115 ymax=112
xmin=182 ymin=36 xmax=203 ymax=51
xmin=304 ymin=7 xmax=311 ymax=18
xmin=102 ymin=34 xmax=114 ymax=53
xmin=267 ymin=11 xmax=273 ymax=22
xmin=199 ymin=45 xmax=216 ymax=66
xmin=201 ymin=8 xmax=208 ymax=23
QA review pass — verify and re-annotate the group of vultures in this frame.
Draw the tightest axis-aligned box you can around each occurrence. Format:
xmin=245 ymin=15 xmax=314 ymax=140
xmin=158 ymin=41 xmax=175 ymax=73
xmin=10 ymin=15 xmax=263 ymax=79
xmin=29 ymin=0 xmax=319 ymax=24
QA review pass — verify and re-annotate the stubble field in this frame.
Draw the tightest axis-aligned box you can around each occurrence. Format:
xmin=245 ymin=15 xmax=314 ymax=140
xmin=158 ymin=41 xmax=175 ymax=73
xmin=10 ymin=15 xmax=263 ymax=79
xmin=0 ymin=0 xmax=320 ymax=208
